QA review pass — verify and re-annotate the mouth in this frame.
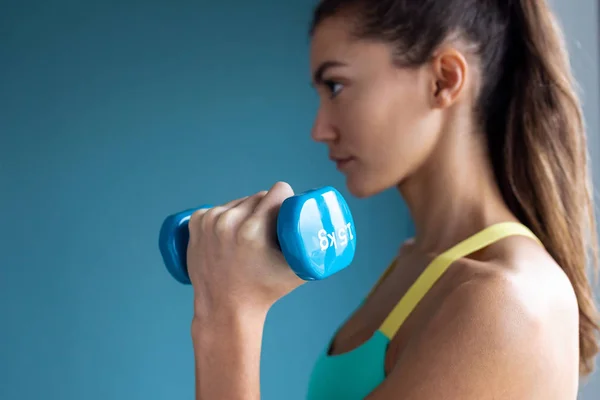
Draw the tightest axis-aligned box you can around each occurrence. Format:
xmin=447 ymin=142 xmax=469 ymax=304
xmin=331 ymin=156 xmax=354 ymax=170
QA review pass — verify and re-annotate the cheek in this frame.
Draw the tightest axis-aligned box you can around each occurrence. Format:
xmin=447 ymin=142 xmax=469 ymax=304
xmin=341 ymin=80 xmax=441 ymax=182
xmin=347 ymin=84 xmax=427 ymax=160
xmin=386 ymin=99 xmax=433 ymax=157
xmin=334 ymin=85 xmax=392 ymax=150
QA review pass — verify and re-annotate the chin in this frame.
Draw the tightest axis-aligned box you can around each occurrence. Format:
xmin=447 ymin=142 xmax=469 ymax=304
xmin=345 ymin=176 xmax=387 ymax=199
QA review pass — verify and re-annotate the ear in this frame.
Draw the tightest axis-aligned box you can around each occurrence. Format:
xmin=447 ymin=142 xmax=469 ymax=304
xmin=429 ymin=48 xmax=468 ymax=109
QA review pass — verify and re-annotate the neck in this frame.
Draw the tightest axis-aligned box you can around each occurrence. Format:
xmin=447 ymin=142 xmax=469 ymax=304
xmin=397 ymin=121 xmax=518 ymax=255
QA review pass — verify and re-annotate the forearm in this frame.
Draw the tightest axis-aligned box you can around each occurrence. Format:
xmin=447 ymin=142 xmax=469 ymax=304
xmin=191 ymin=305 xmax=266 ymax=400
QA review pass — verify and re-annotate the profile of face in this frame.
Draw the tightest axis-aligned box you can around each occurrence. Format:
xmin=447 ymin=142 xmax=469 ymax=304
xmin=309 ymin=14 xmax=469 ymax=198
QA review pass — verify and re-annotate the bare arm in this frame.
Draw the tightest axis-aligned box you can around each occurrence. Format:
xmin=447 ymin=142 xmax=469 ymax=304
xmin=191 ymin=304 xmax=267 ymax=400
xmin=185 ymin=183 xmax=305 ymax=400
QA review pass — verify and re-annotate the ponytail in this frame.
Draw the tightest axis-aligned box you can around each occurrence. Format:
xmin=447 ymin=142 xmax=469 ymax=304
xmin=487 ymin=0 xmax=600 ymax=376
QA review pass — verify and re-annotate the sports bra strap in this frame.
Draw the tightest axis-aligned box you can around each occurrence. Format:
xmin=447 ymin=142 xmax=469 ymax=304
xmin=378 ymin=222 xmax=541 ymax=339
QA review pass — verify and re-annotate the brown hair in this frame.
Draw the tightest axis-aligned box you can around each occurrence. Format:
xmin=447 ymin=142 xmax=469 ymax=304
xmin=310 ymin=0 xmax=600 ymax=375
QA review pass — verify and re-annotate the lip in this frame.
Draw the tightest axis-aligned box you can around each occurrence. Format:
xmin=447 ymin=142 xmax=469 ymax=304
xmin=332 ymin=156 xmax=354 ymax=170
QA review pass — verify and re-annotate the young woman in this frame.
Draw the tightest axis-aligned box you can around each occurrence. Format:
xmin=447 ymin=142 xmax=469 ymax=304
xmin=185 ymin=0 xmax=599 ymax=398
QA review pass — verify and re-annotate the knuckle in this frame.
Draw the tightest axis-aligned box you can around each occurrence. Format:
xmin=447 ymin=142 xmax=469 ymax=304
xmin=237 ymin=217 xmax=262 ymax=246
xmin=188 ymin=209 xmax=207 ymax=233
xmin=214 ymin=209 xmax=239 ymax=237
xmin=204 ymin=206 xmax=223 ymax=220
xmin=199 ymin=206 xmax=224 ymax=230
xmin=250 ymin=191 xmax=268 ymax=202
xmin=243 ymin=191 xmax=267 ymax=210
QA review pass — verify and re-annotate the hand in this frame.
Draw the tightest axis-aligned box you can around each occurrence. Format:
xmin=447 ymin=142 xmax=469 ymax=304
xmin=186 ymin=181 xmax=307 ymax=318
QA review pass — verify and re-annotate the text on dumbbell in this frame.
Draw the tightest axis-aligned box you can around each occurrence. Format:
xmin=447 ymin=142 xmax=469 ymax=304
xmin=318 ymin=223 xmax=354 ymax=251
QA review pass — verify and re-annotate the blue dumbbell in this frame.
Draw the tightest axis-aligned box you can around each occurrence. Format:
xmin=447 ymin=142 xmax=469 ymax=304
xmin=159 ymin=186 xmax=357 ymax=285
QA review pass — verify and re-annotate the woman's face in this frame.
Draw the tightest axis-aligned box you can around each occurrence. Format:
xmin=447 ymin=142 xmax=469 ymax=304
xmin=309 ymin=15 xmax=447 ymax=198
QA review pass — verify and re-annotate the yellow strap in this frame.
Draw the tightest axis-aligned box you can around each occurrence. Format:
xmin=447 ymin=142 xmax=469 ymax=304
xmin=378 ymin=222 xmax=541 ymax=339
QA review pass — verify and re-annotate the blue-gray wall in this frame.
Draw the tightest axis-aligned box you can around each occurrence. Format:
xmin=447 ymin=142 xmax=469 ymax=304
xmin=0 ymin=1 xmax=411 ymax=399
xmin=0 ymin=1 xmax=597 ymax=399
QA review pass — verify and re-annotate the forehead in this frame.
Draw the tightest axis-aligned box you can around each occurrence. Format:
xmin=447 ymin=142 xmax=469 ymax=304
xmin=309 ymin=16 xmax=359 ymax=68
xmin=309 ymin=16 xmax=398 ymax=81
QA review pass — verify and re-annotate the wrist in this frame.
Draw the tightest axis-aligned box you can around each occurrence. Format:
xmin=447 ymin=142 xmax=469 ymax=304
xmin=192 ymin=299 xmax=268 ymax=340
xmin=191 ymin=300 xmax=265 ymax=400
xmin=193 ymin=292 xmax=269 ymax=322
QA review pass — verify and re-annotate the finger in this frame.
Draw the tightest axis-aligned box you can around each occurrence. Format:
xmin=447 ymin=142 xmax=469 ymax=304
xmin=213 ymin=192 xmax=266 ymax=237
xmin=190 ymin=205 xmax=227 ymax=236
xmin=253 ymin=182 xmax=294 ymax=216
xmin=188 ymin=206 xmax=214 ymax=242
xmin=234 ymin=190 xmax=268 ymax=213
xmin=247 ymin=182 xmax=294 ymax=245
xmin=221 ymin=195 xmax=250 ymax=209
xmin=191 ymin=195 xmax=248 ymax=229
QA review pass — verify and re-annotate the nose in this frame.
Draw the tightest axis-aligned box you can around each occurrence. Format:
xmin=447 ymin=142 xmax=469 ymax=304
xmin=311 ymin=107 xmax=337 ymax=143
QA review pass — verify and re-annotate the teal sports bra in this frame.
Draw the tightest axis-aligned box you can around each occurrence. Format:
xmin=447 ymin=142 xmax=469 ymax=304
xmin=305 ymin=222 xmax=541 ymax=399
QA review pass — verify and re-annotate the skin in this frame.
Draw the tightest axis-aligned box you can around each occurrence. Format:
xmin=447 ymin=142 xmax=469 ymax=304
xmin=188 ymin=13 xmax=581 ymax=400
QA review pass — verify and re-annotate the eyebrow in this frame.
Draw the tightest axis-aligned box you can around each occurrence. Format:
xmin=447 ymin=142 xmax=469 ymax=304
xmin=312 ymin=60 xmax=347 ymax=86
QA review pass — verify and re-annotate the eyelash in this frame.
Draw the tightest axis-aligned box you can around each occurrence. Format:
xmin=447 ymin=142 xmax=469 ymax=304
xmin=323 ymin=79 xmax=344 ymax=98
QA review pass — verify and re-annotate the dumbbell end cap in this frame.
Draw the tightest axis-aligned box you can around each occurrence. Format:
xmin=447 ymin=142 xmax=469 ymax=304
xmin=159 ymin=213 xmax=192 ymax=285
xmin=159 ymin=206 xmax=212 ymax=285
xmin=278 ymin=186 xmax=356 ymax=281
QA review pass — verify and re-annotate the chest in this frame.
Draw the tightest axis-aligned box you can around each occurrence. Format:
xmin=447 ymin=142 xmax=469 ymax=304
xmin=328 ymin=254 xmax=462 ymax=375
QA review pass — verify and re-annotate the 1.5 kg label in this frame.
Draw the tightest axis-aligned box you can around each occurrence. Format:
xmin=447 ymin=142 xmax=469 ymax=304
xmin=318 ymin=223 xmax=354 ymax=251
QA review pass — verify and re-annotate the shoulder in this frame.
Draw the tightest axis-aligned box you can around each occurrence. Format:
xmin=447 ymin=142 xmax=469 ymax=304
xmin=439 ymin=235 xmax=579 ymax=334
xmin=372 ymin=249 xmax=580 ymax=399
xmin=444 ymin=249 xmax=579 ymax=383
xmin=401 ymin=233 xmax=579 ymax=343
xmin=435 ymin=248 xmax=579 ymax=355
xmin=428 ymin=261 xmax=543 ymax=349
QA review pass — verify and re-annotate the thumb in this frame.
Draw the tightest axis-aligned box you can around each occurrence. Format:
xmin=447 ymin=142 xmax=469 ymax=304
xmin=252 ymin=181 xmax=295 ymax=249
xmin=253 ymin=181 xmax=295 ymax=217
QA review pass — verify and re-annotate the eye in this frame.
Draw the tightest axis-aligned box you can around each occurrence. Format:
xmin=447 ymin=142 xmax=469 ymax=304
xmin=323 ymin=80 xmax=344 ymax=98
